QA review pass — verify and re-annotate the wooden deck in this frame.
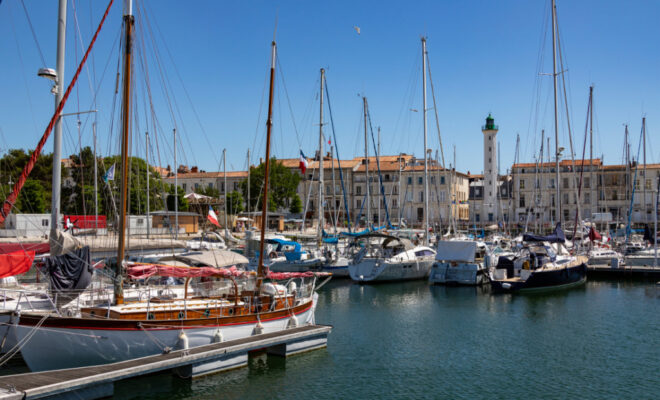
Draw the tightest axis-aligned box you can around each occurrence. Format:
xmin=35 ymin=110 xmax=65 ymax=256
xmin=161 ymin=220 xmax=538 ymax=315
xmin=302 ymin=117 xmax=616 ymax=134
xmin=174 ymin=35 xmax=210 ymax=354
xmin=0 ymin=324 xmax=331 ymax=400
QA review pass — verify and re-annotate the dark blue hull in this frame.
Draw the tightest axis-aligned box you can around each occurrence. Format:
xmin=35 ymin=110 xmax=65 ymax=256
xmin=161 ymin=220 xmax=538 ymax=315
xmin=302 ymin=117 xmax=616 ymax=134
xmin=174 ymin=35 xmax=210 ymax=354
xmin=490 ymin=263 xmax=587 ymax=294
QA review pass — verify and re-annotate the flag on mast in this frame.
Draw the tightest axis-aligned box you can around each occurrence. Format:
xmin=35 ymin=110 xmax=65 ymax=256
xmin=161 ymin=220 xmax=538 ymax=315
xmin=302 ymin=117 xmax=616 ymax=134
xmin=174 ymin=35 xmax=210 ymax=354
xmin=299 ymin=150 xmax=308 ymax=174
xmin=208 ymin=206 xmax=221 ymax=227
xmin=103 ymin=164 xmax=115 ymax=183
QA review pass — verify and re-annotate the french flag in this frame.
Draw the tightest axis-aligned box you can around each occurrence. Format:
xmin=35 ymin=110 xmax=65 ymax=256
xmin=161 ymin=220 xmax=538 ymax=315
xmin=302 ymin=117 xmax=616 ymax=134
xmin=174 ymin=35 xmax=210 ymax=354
xmin=299 ymin=150 xmax=309 ymax=174
xmin=208 ymin=206 xmax=221 ymax=227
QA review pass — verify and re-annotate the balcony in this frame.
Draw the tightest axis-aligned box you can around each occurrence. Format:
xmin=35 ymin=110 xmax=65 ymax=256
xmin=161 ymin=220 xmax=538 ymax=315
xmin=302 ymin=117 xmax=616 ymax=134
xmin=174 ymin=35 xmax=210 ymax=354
xmin=482 ymin=124 xmax=499 ymax=131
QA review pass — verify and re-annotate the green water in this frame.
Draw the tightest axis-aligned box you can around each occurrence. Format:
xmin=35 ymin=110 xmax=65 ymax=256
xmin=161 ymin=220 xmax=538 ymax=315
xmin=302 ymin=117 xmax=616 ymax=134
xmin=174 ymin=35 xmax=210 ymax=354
xmin=113 ymin=279 xmax=658 ymax=398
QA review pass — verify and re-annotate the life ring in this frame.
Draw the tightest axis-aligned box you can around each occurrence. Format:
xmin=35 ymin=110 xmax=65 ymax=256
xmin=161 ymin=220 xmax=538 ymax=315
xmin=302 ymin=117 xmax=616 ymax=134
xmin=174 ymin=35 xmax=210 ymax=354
xmin=269 ymin=251 xmax=278 ymax=259
xmin=522 ymin=260 xmax=530 ymax=270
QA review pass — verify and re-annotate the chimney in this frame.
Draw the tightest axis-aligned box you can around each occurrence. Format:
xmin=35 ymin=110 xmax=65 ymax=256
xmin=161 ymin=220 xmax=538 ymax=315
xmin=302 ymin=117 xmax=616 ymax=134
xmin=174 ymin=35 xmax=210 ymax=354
xmin=191 ymin=166 xmax=199 ymax=173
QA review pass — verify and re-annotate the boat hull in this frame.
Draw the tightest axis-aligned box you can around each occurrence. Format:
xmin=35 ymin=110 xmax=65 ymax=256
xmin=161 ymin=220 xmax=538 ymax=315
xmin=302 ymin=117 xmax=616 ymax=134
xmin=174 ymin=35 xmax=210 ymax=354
xmin=13 ymin=299 xmax=316 ymax=372
xmin=429 ymin=262 xmax=487 ymax=286
xmin=349 ymin=258 xmax=433 ymax=282
xmin=490 ymin=263 xmax=587 ymax=294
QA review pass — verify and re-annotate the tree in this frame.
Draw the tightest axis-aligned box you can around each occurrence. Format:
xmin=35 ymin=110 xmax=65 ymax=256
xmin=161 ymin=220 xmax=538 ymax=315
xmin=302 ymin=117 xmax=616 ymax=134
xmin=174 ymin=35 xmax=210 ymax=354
xmin=18 ymin=179 xmax=47 ymax=213
xmin=226 ymin=191 xmax=244 ymax=215
xmin=0 ymin=148 xmax=56 ymax=214
xmin=197 ymin=185 xmax=220 ymax=198
xmin=289 ymin=193 xmax=302 ymax=214
xmin=240 ymin=158 xmax=300 ymax=212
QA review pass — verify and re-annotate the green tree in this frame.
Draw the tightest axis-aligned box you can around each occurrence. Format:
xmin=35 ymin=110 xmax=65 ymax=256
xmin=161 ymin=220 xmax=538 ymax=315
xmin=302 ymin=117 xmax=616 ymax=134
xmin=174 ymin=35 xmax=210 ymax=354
xmin=0 ymin=148 xmax=56 ymax=213
xmin=240 ymin=158 xmax=300 ymax=212
xmin=289 ymin=193 xmax=302 ymax=214
xmin=18 ymin=179 xmax=47 ymax=213
xmin=226 ymin=191 xmax=244 ymax=215
xmin=197 ymin=184 xmax=220 ymax=198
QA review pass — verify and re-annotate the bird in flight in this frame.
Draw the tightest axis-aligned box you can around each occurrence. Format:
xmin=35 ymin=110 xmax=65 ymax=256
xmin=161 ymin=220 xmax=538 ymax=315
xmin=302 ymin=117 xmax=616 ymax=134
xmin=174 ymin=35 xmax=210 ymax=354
xmin=353 ymin=26 xmax=361 ymax=35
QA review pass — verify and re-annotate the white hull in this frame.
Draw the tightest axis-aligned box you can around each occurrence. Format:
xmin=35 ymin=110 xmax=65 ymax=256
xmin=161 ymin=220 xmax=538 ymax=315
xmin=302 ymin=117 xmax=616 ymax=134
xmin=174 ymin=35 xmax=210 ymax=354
xmin=624 ymin=255 xmax=660 ymax=267
xmin=13 ymin=300 xmax=316 ymax=372
xmin=349 ymin=258 xmax=433 ymax=282
xmin=429 ymin=262 xmax=486 ymax=286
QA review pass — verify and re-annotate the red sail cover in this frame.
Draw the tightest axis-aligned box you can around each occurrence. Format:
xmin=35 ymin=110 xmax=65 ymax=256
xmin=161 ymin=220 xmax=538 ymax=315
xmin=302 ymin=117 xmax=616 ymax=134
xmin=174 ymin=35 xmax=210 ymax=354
xmin=126 ymin=264 xmax=331 ymax=280
xmin=0 ymin=243 xmax=49 ymax=255
xmin=0 ymin=250 xmax=35 ymax=279
xmin=588 ymin=227 xmax=602 ymax=241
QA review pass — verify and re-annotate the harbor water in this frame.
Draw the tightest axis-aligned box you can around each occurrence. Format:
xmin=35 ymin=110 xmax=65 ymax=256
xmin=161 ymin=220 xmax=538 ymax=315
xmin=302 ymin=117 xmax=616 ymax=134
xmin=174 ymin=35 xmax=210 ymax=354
xmin=108 ymin=278 xmax=660 ymax=399
xmin=8 ymin=278 xmax=654 ymax=399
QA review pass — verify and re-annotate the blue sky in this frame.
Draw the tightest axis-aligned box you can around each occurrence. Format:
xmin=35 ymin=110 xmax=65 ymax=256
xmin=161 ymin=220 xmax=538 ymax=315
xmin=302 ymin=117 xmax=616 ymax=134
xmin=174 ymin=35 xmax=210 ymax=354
xmin=1 ymin=0 xmax=659 ymax=176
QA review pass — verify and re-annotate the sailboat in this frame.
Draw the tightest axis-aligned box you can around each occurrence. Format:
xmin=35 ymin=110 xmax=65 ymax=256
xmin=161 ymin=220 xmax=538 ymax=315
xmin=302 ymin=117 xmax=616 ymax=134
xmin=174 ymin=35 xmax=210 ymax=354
xmin=489 ymin=0 xmax=587 ymax=293
xmin=10 ymin=3 xmax=327 ymax=372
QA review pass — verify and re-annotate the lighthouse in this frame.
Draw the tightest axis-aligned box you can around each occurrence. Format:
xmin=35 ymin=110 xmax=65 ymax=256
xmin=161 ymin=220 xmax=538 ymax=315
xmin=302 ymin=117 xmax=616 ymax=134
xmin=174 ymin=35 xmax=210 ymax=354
xmin=482 ymin=114 xmax=498 ymax=223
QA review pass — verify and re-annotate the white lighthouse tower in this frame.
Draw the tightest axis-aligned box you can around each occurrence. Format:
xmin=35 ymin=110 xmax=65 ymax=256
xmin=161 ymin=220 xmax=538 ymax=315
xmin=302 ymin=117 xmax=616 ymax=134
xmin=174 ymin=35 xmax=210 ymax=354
xmin=482 ymin=114 xmax=498 ymax=224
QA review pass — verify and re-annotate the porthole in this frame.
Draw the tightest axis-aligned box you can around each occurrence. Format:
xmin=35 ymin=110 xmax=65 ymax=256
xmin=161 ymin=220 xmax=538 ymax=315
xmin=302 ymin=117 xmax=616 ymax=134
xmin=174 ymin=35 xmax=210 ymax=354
xmin=178 ymin=311 xmax=185 ymax=319
xmin=228 ymin=308 xmax=234 ymax=316
xmin=147 ymin=313 xmax=155 ymax=320
xmin=204 ymin=309 xmax=211 ymax=317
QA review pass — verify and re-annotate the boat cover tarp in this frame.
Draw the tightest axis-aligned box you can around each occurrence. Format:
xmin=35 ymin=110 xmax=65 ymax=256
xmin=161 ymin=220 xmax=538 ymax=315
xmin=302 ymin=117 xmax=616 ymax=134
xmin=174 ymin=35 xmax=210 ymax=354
xmin=49 ymin=230 xmax=83 ymax=256
xmin=0 ymin=243 xmax=49 ymax=255
xmin=127 ymin=263 xmax=330 ymax=280
xmin=435 ymin=241 xmax=476 ymax=262
xmin=588 ymin=227 xmax=602 ymax=242
xmin=523 ymin=223 xmax=565 ymax=243
xmin=171 ymin=250 xmax=249 ymax=268
xmin=45 ymin=246 xmax=92 ymax=294
xmin=340 ymin=228 xmax=371 ymax=237
xmin=0 ymin=250 xmax=35 ymax=278
xmin=643 ymin=224 xmax=658 ymax=244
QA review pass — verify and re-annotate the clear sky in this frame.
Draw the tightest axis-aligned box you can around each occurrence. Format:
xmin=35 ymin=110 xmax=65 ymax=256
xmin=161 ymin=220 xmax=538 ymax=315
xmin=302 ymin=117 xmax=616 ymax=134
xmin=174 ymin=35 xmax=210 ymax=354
xmin=1 ymin=0 xmax=659 ymax=177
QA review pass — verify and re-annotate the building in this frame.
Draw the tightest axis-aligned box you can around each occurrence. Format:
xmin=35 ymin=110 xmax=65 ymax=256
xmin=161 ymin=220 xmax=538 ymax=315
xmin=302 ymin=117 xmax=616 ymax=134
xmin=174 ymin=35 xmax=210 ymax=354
xmin=163 ymin=167 xmax=248 ymax=196
xmin=481 ymin=114 xmax=499 ymax=224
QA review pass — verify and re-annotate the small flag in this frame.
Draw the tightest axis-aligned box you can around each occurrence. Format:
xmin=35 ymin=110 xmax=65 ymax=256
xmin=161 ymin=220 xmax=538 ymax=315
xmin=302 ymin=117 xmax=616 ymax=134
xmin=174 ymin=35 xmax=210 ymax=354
xmin=299 ymin=150 xmax=309 ymax=174
xmin=207 ymin=206 xmax=221 ymax=227
xmin=328 ymin=138 xmax=331 ymax=145
xmin=103 ymin=164 xmax=115 ymax=182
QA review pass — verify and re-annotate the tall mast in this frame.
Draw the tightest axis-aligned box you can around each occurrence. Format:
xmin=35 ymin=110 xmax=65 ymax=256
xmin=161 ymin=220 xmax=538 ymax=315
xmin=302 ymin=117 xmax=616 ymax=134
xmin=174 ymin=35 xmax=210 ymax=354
xmin=173 ymin=128 xmax=178 ymax=240
xmin=256 ymin=41 xmax=277 ymax=292
xmin=331 ymin=144 xmax=337 ymax=233
xmin=363 ymin=97 xmax=370 ymax=227
xmin=318 ymin=68 xmax=325 ymax=241
xmin=589 ymin=86 xmax=594 ymax=220
xmin=643 ymin=117 xmax=647 ymax=224
xmin=551 ymin=0 xmax=561 ymax=226
xmin=246 ymin=148 xmax=251 ymax=217
xmin=422 ymin=37 xmax=429 ymax=244
xmin=223 ymin=148 xmax=228 ymax=232
xmin=116 ymin=0 xmax=134 ymax=305
xmin=93 ymin=123 xmax=98 ymax=231
xmin=145 ymin=131 xmax=150 ymax=239
xmin=50 ymin=0 xmax=67 ymax=234
xmin=398 ymin=154 xmax=402 ymax=226
xmin=377 ymin=127 xmax=381 ymax=227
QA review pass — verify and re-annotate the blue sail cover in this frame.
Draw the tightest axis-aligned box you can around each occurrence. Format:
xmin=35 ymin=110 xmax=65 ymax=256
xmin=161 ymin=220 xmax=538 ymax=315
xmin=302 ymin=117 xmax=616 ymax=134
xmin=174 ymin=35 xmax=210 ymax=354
xmin=523 ymin=223 xmax=565 ymax=243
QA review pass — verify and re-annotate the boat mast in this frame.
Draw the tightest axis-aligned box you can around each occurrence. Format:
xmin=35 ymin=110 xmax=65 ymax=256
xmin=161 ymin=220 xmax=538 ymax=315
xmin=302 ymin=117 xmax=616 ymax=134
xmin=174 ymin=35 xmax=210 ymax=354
xmin=116 ymin=0 xmax=134 ymax=305
xmin=174 ymin=128 xmax=178 ymax=239
xmin=551 ymin=0 xmax=561 ymax=226
xmin=50 ymin=0 xmax=67 ymax=234
xmin=146 ymin=131 xmax=150 ymax=239
xmin=246 ymin=148 xmax=250 ymax=218
xmin=398 ymin=154 xmax=402 ymax=227
xmin=223 ymin=148 xmax=228 ymax=233
xmin=93 ymin=123 xmax=98 ymax=231
xmin=422 ymin=38 xmax=430 ymax=244
xmin=643 ymin=117 xmax=647 ymax=225
xmin=589 ymin=86 xmax=595 ymax=221
xmin=318 ymin=68 xmax=325 ymax=242
xmin=255 ymin=41 xmax=277 ymax=292
xmin=331 ymin=144 xmax=338 ymax=233
xmin=363 ymin=97 xmax=370 ymax=228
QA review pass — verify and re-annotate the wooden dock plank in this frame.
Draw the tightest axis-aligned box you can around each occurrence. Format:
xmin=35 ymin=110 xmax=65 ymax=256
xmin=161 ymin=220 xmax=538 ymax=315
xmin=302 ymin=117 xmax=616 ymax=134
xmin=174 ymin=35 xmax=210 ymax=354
xmin=0 ymin=324 xmax=331 ymax=399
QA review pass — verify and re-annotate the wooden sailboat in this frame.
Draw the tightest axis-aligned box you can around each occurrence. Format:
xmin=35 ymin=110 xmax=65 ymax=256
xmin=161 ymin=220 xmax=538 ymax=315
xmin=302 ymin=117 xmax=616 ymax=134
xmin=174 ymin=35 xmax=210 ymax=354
xmin=12 ymin=2 xmax=327 ymax=372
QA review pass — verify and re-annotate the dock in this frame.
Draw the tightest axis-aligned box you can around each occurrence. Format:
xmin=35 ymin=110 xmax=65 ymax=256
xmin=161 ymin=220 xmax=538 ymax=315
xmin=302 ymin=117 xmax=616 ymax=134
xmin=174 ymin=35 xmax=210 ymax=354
xmin=587 ymin=264 xmax=660 ymax=279
xmin=0 ymin=324 xmax=331 ymax=400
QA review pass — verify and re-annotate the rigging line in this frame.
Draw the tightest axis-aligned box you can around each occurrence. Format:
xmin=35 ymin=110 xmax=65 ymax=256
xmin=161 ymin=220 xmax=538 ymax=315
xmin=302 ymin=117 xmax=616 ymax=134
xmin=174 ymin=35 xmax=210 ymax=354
xmin=276 ymin=57 xmax=303 ymax=150
xmin=366 ymin=106 xmax=392 ymax=227
xmin=571 ymin=91 xmax=591 ymax=240
xmin=424 ymin=53 xmax=445 ymax=169
xmin=18 ymin=0 xmax=47 ymax=67
xmin=141 ymin=1 xmax=219 ymax=167
xmin=7 ymin=4 xmax=42 ymax=136
xmin=324 ymin=78 xmax=352 ymax=231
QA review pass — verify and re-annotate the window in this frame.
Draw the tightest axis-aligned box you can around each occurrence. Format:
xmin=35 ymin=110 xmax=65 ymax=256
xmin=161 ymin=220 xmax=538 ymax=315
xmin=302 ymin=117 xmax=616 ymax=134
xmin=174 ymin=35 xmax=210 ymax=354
xmin=41 ymin=219 xmax=48 ymax=227
xmin=182 ymin=183 xmax=187 ymax=191
xmin=393 ymin=199 xmax=398 ymax=208
xmin=418 ymin=177 xmax=423 ymax=185
xmin=519 ymin=179 xmax=525 ymax=189
xmin=585 ymin=193 xmax=590 ymax=204
xmin=194 ymin=183 xmax=199 ymax=190
xmin=519 ymin=196 xmax=525 ymax=208
xmin=208 ymin=183 xmax=213 ymax=189
xmin=234 ymin=182 xmax=239 ymax=190
xmin=419 ymin=192 xmax=424 ymax=202
xmin=488 ymin=213 xmax=493 ymax=222
xmin=137 ymin=218 xmax=144 ymax=226
xmin=220 ymin=183 xmax=225 ymax=192
xmin=563 ymin=193 xmax=569 ymax=204
xmin=356 ymin=200 xmax=361 ymax=208
xmin=440 ymin=191 xmax=446 ymax=202
xmin=407 ymin=177 xmax=412 ymax=185
xmin=441 ymin=176 xmax=446 ymax=185
xmin=584 ymin=178 xmax=590 ymax=189
xmin=563 ymin=178 xmax=569 ymax=189
xmin=551 ymin=195 xmax=555 ymax=207
xmin=431 ymin=176 xmax=435 ymax=184
xmin=549 ymin=178 xmax=555 ymax=189
xmin=646 ymin=179 xmax=652 ymax=190
xmin=476 ymin=214 xmax=480 ymax=222
xmin=356 ymin=186 xmax=362 ymax=195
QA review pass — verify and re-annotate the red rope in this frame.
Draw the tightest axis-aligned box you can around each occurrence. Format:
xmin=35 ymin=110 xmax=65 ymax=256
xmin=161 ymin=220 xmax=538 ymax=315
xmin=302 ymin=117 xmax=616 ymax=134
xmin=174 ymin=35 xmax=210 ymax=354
xmin=0 ymin=0 xmax=115 ymax=224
